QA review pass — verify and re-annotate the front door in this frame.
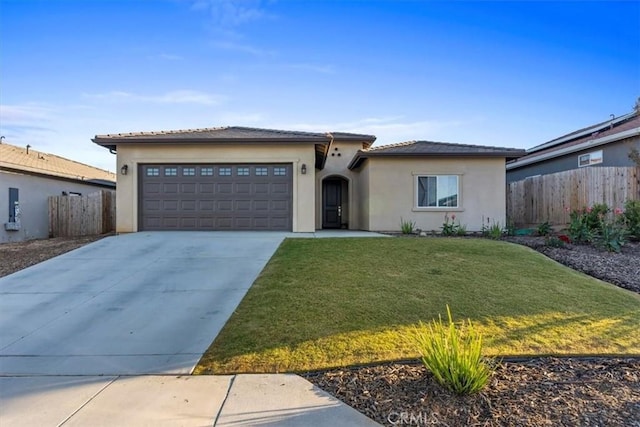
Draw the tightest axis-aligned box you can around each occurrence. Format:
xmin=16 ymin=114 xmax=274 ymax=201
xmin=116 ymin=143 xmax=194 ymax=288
xmin=322 ymin=179 xmax=342 ymax=229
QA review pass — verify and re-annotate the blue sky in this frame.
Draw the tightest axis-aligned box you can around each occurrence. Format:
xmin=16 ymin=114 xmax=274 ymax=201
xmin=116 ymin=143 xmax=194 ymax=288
xmin=1 ymin=0 xmax=639 ymax=173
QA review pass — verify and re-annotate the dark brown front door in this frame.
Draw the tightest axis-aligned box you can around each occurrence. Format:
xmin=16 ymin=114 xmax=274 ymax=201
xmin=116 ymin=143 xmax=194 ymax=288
xmin=322 ymin=179 xmax=342 ymax=229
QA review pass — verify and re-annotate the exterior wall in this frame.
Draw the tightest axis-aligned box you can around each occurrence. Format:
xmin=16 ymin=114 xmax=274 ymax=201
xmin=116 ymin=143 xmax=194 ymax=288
xmin=356 ymin=162 xmax=371 ymax=230
xmin=315 ymin=140 xmax=366 ymax=229
xmin=1 ymin=170 xmax=113 ymax=242
xmin=116 ymin=143 xmax=316 ymax=233
xmin=507 ymin=137 xmax=639 ymax=183
xmin=357 ymin=157 xmax=507 ymax=232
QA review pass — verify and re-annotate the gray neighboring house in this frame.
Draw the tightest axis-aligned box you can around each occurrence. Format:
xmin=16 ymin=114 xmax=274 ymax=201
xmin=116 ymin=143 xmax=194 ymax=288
xmin=1 ymin=141 xmax=116 ymax=243
xmin=506 ymin=111 xmax=640 ymax=183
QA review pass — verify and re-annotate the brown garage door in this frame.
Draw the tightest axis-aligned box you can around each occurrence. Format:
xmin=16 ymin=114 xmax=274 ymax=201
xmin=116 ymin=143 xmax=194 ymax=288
xmin=139 ymin=164 xmax=292 ymax=231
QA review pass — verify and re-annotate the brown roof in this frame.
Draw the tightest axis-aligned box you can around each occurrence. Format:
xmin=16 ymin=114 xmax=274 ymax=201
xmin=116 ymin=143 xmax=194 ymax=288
xmin=516 ymin=111 xmax=640 ymax=163
xmin=93 ymin=126 xmax=376 ymax=150
xmin=0 ymin=142 xmax=116 ymax=185
xmin=348 ymin=140 xmax=526 ymax=169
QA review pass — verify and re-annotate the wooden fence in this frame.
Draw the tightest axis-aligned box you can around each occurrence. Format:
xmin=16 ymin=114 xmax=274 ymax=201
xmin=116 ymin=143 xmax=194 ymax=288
xmin=507 ymin=166 xmax=640 ymax=227
xmin=49 ymin=190 xmax=116 ymax=237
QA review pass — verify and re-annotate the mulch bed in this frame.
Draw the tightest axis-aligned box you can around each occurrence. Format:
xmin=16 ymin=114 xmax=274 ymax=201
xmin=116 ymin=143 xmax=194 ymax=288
xmin=306 ymin=235 xmax=640 ymax=426
xmin=305 ymin=357 xmax=640 ymax=426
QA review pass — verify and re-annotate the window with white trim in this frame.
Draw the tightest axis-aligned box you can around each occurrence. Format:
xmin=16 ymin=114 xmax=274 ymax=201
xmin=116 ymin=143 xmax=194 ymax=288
xmin=578 ymin=150 xmax=603 ymax=167
xmin=417 ymin=175 xmax=459 ymax=208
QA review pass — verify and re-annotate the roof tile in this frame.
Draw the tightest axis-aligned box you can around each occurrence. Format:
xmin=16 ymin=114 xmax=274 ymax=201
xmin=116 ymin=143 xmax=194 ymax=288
xmin=0 ymin=142 xmax=116 ymax=184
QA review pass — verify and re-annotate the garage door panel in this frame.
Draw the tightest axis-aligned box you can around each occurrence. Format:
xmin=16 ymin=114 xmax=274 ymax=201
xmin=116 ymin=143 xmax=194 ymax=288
xmin=199 ymin=183 xmax=214 ymax=193
xmin=181 ymin=183 xmax=196 ymax=193
xmin=140 ymin=163 xmax=292 ymax=231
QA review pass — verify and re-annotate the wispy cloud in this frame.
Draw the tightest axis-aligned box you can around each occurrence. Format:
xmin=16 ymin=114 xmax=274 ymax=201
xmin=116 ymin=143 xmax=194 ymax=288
xmin=212 ymin=40 xmax=275 ymax=57
xmin=189 ymin=0 xmax=270 ymax=27
xmin=149 ymin=53 xmax=184 ymax=61
xmin=286 ymin=116 xmax=478 ymax=146
xmin=83 ymin=90 xmax=226 ymax=106
xmin=0 ymin=103 xmax=55 ymax=123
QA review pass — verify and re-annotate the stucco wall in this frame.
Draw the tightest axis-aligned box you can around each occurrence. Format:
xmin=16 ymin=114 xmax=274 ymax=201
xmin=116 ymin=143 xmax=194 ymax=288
xmin=1 ymin=170 xmax=113 ymax=243
xmin=314 ymin=140 xmax=366 ymax=229
xmin=507 ymin=137 xmax=640 ymax=183
xmin=357 ymin=157 xmax=507 ymax=232
xmin=116 ymin=143 xmax=316 ymax=233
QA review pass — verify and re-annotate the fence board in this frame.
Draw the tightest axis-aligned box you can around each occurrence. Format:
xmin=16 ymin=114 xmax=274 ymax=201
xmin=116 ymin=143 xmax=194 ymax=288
xmin=48 ymin=190 xmax=116 ymax=237
xmin=507 ymin=167 xmax=640 ymax=227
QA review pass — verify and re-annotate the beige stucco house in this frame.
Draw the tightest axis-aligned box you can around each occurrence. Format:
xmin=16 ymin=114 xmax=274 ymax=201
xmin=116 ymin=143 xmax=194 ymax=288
xmin=93 ymin=127 xmax=524 ymax=233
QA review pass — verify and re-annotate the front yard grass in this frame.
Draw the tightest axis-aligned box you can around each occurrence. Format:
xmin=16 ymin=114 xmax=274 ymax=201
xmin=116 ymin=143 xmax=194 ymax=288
xmin=195 ymin=238 xmax=640 ymax=374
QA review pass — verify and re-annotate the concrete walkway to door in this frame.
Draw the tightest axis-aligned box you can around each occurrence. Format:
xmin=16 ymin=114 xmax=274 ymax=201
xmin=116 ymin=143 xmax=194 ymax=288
xmin=0 ymin=231 xmax=383 ymax=426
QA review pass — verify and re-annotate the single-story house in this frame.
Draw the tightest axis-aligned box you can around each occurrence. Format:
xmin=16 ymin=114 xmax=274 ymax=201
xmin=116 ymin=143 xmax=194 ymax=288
xmin=92 ymin=127 xmax=525 ymax=233
xmin=506 ymin=110 xmax=640 ymax=183
xmin=0 ymin=141 xmax=116 ymax=243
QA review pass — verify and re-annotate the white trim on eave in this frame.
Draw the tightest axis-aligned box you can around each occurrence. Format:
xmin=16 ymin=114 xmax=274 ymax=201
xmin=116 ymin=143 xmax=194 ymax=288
xmin=506 ymin=127 xmax=640 ymax=170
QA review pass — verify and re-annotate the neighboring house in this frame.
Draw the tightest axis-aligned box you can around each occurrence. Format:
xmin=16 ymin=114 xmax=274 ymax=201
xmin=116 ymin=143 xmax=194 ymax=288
xmin=0 ymin=142 xmax=116 ymax=243
xmin=92 ymin=127 xmax=524 ymax=233
xmin=506 ymin=111 xmax=640 ymax=183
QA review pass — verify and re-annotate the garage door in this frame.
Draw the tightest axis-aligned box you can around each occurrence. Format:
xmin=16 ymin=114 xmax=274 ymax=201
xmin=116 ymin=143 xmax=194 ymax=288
xmin=139 ymin=164 xmax=292 ymax=231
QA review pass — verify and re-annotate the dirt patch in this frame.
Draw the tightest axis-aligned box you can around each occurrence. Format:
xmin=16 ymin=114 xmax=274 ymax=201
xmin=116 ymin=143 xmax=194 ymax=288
xmin=0 ymin=234 xmax=110 ymax=278
xmin=305 ymin=357 xmax=640 ymax=426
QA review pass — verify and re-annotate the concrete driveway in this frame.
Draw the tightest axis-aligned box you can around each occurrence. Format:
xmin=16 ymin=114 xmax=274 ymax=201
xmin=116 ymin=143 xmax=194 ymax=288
xmin=0 ymin=231 xmax=285 ymax=376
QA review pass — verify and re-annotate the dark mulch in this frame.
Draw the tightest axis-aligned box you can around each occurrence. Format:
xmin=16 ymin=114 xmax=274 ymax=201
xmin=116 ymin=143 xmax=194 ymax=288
xmin=504 ymin=236 xmax=640 ymax=293
xmin=0 ymin=234 xmax=110 ymax=278
xmin=305 ymin=358 xmax=640 ymax=426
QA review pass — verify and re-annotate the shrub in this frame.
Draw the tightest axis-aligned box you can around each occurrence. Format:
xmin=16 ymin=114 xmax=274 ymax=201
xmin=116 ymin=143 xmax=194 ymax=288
xmin=622 ymin=200 xmax=640 ymax=240
xmin=597 ymin=218 xmax=627 ymax=253
xmin=400 ymin=218 xmax=416 ymax=234
xmin=568 ymin=209 xmax=593 ymax=244
xmin=536 ymin=221 xmax=552 ymax=236
xmin=413 ymin=306 xmax=495 ymax=395
xmin=441 ymin=213 xmax=465 ymax=236
xmin=585 ymin=203 xmax=610 ymax=233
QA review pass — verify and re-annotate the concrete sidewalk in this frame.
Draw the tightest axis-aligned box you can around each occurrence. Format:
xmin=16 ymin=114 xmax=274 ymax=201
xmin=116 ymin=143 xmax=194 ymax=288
xmin=0 ymin=374 xmax=380 ymax=426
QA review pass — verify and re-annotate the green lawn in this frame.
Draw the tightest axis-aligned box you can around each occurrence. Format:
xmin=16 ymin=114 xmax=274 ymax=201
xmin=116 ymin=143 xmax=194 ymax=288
xmin=195 ymin=237 xmax=640 ymax=374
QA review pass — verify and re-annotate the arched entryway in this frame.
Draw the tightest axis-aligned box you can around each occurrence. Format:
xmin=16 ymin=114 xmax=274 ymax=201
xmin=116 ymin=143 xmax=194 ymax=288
xmin=322 ymin=176 xmax=349 ymax=229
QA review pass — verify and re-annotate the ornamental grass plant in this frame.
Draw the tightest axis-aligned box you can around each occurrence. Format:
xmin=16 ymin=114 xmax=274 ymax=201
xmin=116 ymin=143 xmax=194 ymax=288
xmin=414 ymin=305 xmax=495 ymax=395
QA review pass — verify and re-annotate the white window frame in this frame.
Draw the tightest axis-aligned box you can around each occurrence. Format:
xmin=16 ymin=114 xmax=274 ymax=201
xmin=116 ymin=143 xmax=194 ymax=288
xmin=415 ymin=175 xmax=460 ymax=209
xmin=578 ymin=150 xmax=603 ymax=167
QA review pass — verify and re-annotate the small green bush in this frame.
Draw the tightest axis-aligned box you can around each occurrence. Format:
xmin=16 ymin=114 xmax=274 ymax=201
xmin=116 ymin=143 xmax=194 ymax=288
xmin=536 ymin=221 xmax=552 ymax=236
xmin=568 ymin=209 xmax=593 ymax=244
xmin=597 ymin=219 xmax=627 ymax=252
xmin=400 ymin=218 xmax=416 ymax=234
xmin=585 ymin=203 xmax=610 ymax=233
xmin=545 ymin=236 xmax=566 ymax=248
xmin=622 ymin=200 xmax=640 ymax=240
xmin=413 ymin=306 xmax=495 ymax=395
xmin=441 ymin=213 xmax=465 ymax=236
